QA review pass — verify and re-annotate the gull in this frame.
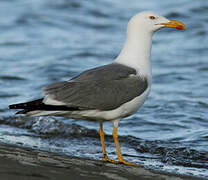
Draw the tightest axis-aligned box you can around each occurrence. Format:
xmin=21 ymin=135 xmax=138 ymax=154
xmin=9 ymin=11 xmax=185 ymax=166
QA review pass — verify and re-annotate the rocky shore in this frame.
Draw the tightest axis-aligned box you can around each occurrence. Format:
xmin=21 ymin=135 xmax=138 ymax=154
xmin=0 ymin=143 xmax=203 ymax=180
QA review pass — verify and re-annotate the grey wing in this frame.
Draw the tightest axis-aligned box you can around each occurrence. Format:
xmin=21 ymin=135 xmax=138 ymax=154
xmin=43 ymin=64 xmax=148 ymax=110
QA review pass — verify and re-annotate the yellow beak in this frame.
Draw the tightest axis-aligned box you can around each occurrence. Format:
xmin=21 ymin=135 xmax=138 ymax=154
xmin=159 ymin=20 xmax=186 ymax=30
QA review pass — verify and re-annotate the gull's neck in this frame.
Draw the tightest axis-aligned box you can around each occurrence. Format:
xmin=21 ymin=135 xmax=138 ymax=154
xmin=115 ymin=26 xmax=153 ymax=79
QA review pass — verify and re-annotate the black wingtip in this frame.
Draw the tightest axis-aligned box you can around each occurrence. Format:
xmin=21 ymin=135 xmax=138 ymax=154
xmin=8 ymin=99 xmax=44 ymax=110
xmin=9 ymin=104 xmax=18 ymax=109
xmin=9 ymin=98 xmax=80 ymax=113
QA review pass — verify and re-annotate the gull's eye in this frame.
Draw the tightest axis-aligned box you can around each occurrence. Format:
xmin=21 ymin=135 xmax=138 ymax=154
xmin=149 ymin=16 xmax=156 ymax=20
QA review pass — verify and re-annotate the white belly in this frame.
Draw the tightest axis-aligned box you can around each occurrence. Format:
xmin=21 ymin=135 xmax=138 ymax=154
xmin=67 ymin=87 xmax=151 ymax=121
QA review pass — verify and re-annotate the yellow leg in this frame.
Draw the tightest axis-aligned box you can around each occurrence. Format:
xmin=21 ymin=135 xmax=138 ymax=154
xmin=112 ymin=127 xmax=142 ymax=167
xmin=99 ymin=123 xmax=118 ymax=164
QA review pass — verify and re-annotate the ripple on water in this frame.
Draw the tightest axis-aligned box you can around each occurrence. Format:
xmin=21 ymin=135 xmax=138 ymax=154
xmin=0 ymin=75 xmax=26 ymax=81
xmin=0 ymin=116 xmax=98 ymax=138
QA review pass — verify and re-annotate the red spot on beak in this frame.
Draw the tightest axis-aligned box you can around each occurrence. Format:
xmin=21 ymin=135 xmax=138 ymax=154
xmin=176 ymin=25 xmax=184 ymax=30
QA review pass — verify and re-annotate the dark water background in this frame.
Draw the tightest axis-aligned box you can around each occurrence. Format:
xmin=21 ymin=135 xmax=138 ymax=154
xmin=0 ymin=0 xmax=208 ymax=178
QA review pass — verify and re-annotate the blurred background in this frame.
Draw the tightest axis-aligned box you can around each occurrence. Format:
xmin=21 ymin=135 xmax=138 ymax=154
xmin=0 ymin=0 xmax=208 ymax=178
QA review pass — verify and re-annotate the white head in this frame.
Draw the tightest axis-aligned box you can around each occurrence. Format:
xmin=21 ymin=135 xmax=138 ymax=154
xmin=115 ymin=11 xmax=185 ymax=76
xmin=127 ymin=11 xmax=185 ymax=36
